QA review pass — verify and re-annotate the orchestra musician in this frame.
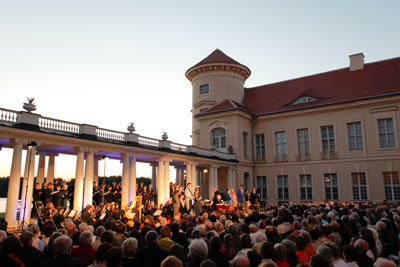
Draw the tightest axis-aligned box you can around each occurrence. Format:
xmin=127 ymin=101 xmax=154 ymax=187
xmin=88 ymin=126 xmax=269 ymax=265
xmin=32 ymin=183 xmax=42 ymax=218
xmin=44 ymin=202 xmax=56 ymax=221
xmin=53 ymin=206 xmax=65 ymax=229
xmin=81 ymin=204 xmax=96 ymax=225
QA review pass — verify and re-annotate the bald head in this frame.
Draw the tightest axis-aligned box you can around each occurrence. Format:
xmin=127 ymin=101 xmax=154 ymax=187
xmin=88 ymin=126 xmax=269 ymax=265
xmin=374 ymin=258 xmax=396 ymax=267
xmin=354 ymin=239 xmax=369 ymax=253
xmin=232 ymin=255 xmax=250 ymax=267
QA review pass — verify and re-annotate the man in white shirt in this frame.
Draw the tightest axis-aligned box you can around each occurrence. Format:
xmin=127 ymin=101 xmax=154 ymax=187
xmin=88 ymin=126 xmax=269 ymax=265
xmin=184 ymin=183 xmax=193 ymax=212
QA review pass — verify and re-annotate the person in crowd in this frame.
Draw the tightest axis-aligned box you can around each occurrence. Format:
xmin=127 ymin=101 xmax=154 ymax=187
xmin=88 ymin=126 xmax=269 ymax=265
xmin=81 ymin=204 xmax=96 ymax=225
xmin=185 ymin=183 xmax=194 ymax=213
xmin=71 ymin=230 xmax=96 ymax=265
xmin=39 ymin=235 xmax=85 ymax=267
xmin=121 ymin=237 xmax=138 ymax=266
xmin=135 ymin=230 xmax=168 ymax=267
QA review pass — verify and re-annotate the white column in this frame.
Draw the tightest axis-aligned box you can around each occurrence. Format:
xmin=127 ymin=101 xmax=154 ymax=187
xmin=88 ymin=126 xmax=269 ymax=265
xmin=129 ymin=154 xmax=136 ymax=203
xmin=93 ymin=157 xmax=99 ymax=185
xmin=21 ymin=145 xmax=36 ymax=225
xmin=19 ymin=149 xmax=31 ymax=219
xmin=214 ymin=166 xmax=219 ymax=190
xmin=73 ymin=149 xmax=85 ymax=212
xmin=164 ymin=160 xmax=170 ymax=203
xmin=232 ymin=168 xmax=236 ymax=190
xmin=83 ymin=150 xmax=94 ymax=208
xmin=175 ymin=167 xmax=179 ymax=185
xmin=46 ymin=153 xmax=55 ymax=183
xmin=228 ymin=168 xmax=233 ymax=190
xmin=191 ymin=164 xmax=197 ymax=187
xmin=120 ymin=153 xmax=130 ymax=207
xmin=209 ymin=167 xmax=214 ymax=198
xmin=36 ymin=152 xmax=46 ymax=185
xmin=185 ymin=162 xmax=192 ymax=186
xmin=5 ymin=140 xmax=23 ymax=229
xmin=157 ymin=160 xmax=164 ymax=205
xmin=151 ymin=163 xmax=157 ymax=191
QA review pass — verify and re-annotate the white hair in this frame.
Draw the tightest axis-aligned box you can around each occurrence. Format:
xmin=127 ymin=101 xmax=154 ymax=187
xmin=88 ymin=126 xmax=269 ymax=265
xmin=122 ymin=237 xmax=138 ymax=258
xmin=79 ymin=222 xmax=88 ymax=232
xmin=0 ymin=230 xmax=7 ymax=242
xmin=79 ymin=230 xmax=93 ymax=245
xmin=254 ymin=232 xmax=267 ymax=243
xmin=188 ymin=238 xmax=208 ymax=261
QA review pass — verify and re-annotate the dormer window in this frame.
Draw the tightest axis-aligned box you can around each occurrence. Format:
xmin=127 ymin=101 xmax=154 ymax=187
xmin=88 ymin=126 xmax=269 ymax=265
xmin=200 ymin=84 xmax=209 ymax=94
xmin=292 ymin=96 xmax=316 ymax=105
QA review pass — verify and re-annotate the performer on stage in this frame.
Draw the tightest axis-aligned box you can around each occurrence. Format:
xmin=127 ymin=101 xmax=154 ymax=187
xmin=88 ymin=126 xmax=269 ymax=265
xmin=81 ymin=204 xmax=96 ymax=225
xmin=61 ymin=184 xmax=69 ymax=209
xmin=193 ymin=186 xmax=202 ymax=216
xmin=32 ymin=183 xmax=42 ymax=218
xmin=184 ymin=183 xmax=194 ymax=212
xmin=172 ymin=189 xmax=180 ymax=218
xmin=237 ymin=184 xmax=245 ymax=207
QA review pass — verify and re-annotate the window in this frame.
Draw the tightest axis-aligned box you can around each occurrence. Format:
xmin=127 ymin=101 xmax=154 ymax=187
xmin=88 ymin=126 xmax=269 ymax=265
xmin=244 ymin=172 xmax=249 ymax=189
xmin=324 ymin=173 xmax=338 ymax=200
xmin=292 ymin=96 xmax=317 ymax=105
xmin=321 ymin=125 xmax=335 ymax=152
xmin=256 ymin=176 xmax=267 ymax=199
xmin=255 ymin=134 xmax=265 ymax=160
xmin=347 ymin=122 xmax=363 ymax=150
xmin=243 ymin=132 xmax=249 ymax=158
xmin=300 ymin=174 xmax=312 ymax=200
xmin=297 ymin=129 xmax=310 ymax=154
xmin=277 ymin=175 xmax=289 ymax=200
xmin=200 ymin=84 xmax=209 ymax=94
xmin=378 ymin=118 xmax=396 ymax=148
xmin=352 ymin=172 xmax=368 ymax=200
xmin=275 ymin=131 xmax=287 ymax=156
xmin=384 ymin=172 xmax=400 ymax=201
xmin=211 ymin=128 xmax=226 ymax=150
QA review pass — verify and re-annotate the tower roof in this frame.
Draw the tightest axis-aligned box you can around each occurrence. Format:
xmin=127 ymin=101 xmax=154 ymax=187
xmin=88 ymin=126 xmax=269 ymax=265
xmin=185 ymin=49 xmax=251 ymax=81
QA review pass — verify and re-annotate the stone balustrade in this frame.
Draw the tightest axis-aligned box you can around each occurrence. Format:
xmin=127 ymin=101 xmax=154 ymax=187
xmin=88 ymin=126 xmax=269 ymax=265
xmin=0 ymin=107 xmax=236 ymax=161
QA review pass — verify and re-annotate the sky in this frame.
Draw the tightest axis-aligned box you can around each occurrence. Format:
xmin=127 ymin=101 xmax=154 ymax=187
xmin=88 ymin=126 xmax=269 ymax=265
xmin=0 ymin=1 xmax=399 ymax=179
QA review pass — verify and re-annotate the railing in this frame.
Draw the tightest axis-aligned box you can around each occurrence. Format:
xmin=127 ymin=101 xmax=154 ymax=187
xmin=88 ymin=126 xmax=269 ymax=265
xmin=274 ymin=153 xmax=288 ymax=163
xmin=97 ymin=128 xmax=125 ymax=141
xmin=0 ymin=107 xmax=237 ymax=162
xmin=0 ymin=108 xmax=18 ymax=123
xmin=321 ymin=150 xmax=338 ymax=160
xmin=296 ymin=152 xmax=312 ymax=161
xmin=171 ymin=143 xmax=188 ymax=152
xmin=138 ymin=136 xmax=160 ymax=147
xmin=39 ymin=116 xmax=80 ymax=133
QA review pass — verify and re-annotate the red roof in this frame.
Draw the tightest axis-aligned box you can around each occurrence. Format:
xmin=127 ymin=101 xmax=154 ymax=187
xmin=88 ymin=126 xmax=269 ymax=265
xmin=199 ymin=99 xmax=250 ymax=115
xmin=199 ymin=57 xmax=400 ymax=117
xmin=187 ymin=49 xmax=250 ymax=72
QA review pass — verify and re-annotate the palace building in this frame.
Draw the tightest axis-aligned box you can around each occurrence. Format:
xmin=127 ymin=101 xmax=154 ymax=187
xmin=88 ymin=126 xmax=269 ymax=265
xmin=187 ymin=49 xmax=400 ymax=203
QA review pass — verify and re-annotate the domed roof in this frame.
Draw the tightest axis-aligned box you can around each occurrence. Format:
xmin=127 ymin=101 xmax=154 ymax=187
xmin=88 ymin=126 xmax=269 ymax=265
xmin=185 ymin=49 xmax=251 ymax=81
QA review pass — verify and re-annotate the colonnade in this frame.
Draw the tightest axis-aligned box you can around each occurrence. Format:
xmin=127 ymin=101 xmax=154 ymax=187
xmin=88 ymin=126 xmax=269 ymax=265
xmin=3 ymin=138 xmax=236 ymax=230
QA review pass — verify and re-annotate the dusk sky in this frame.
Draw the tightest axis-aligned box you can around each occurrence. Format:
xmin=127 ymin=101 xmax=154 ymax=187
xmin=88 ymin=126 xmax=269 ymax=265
xmin=0 ymin=1 xmax=399 ymax=179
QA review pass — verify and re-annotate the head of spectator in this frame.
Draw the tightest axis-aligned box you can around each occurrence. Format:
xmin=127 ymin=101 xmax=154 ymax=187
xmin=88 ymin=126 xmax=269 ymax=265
xmin=95 ymin=226 xmax=105 ymax=238
xmin=3 ymin=236 xmax=22 ymax=255
xmin=145 ymin=230 xmax=158 ymax=245
xmin=316 ymin=245 xmax=333 ymax=264
xmin=0 ymin=230 xmax=7 ymax=243
xmin=200 ymin=259 xmax=217 ymax=267
xmin=95 ymin=242 xmax=112 ymax=264
xmin=342 ymin=245 xmax=357 ymax=263
xmin=101 ymin=231 xmax=114 ymax=244
xmin=106 ymin=247 xmax=122 ymax=267
xmin=78 ymin=222 xmax=88 ymax=232
xmin=309 ymin=254 xmax=330 ymax=267
xmin=161 ymin=255 xmax=183 ymax=267
xmin=188 ymin=238 xmax=208 ymax=262
xmin=79 ymin=230 xmax=93 ymax=246
xmin=122 ymin=237 xmax=138 ymax=259
xmin=261 ymin=241 xmax=274 ymax=260
xmin=53 ymin=235 xmax=73 ymax=256
xmin=232 ymin=255 xmax=250 ymax=267
xmin=240 ymin=233 xmax=252 ymax=249
xmin=20 ymin=231 xmax=34 ymax=247
xmin=374 ymin=257 xmax=396 ymax=267
xmin=274 ymin=243 xmax=288 ymax=262
xmin=247 ymin=249 xmax=262 ymax=266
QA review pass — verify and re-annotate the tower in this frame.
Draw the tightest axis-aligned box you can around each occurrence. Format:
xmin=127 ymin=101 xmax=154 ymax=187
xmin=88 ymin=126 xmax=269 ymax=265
xmin=185 ymin=49 xmax=251 ymax=146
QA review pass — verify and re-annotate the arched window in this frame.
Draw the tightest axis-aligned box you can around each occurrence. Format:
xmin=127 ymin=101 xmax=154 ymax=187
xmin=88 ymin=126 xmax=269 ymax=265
xmin=211 ymin=128 xmax=226 ymax=150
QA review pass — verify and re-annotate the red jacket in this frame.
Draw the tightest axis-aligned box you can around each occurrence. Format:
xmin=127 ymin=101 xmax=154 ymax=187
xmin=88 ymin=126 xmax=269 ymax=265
xmin=71 ymin=244 xmax=96 ymax=266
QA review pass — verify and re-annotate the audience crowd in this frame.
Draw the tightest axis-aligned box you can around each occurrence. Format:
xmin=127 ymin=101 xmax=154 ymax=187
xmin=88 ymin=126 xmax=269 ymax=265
xmin=1 ymin=201 xmax=400 ymax=267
